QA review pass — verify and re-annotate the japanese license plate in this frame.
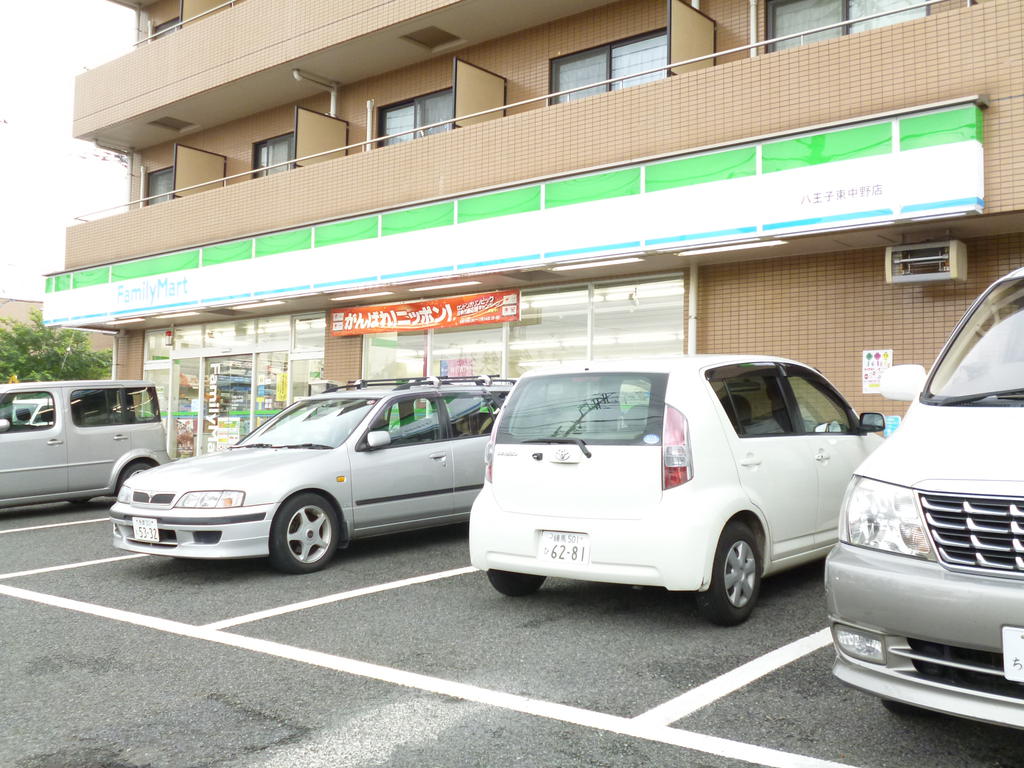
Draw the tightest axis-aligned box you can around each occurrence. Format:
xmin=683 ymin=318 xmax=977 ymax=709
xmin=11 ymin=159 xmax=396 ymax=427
xmin=537 ymin=531 xmax=590 ymax=565
xmin=131 ymin=516 xmax=160 ymax=543
xmin=1003 ymin=626 xmax=1024 ymax=681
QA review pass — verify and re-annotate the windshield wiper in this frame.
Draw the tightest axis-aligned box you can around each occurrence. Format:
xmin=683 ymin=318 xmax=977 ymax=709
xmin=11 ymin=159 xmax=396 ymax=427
xmin=279 ymin=443 xmax=334 ymax=450
xmin=934 ymin=387 xmax=1024 ymax=406
xmin=230 ymin=442 xmax=278 ymax=449
xmin=522 ymin=438 xmax=592 ymax=458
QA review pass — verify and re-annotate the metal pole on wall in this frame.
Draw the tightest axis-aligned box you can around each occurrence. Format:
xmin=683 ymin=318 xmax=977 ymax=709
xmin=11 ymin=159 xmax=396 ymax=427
xmin=111 ymin=330 xmax=121 ymax=379
xmin=687 ymin=264 xmax=698 ymax=355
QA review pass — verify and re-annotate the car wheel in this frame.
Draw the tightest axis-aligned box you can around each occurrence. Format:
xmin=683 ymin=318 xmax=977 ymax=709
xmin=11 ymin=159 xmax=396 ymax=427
xmin=268 ymin=493 xmax=339 ymax=574
xmin=696 ymin=521 xmax=761 ymax=626
xmin=115 ymin=461 xmax=154 ymax=495
xmin=487 ymin=569 xmax=546 ymax=596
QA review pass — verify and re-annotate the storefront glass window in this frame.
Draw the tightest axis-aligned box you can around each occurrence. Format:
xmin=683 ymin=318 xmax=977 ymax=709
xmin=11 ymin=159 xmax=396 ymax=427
xmin=172 ymin=358 xmax=201 ymax=458
xmin=144 ymin=330 xmax=171 ymax=361
xmin=290 ymin=358 xmax=325 ymax=399
xmin=431 ymin=325 xmax=504 ymax=378
xmin=200 ymin=355 xmax=253 ymax=453
xmin=255 ymin=351 xmax=289 ymax=428
xmin=257 ymin=315 xmax=290 ymax=347
xmin=509 ymin=287 xmax=590 ymax=376
xmin=205 ymin=319 xmax=255 ymax=348
xmin=592 ymin=279 xmax=685 ymax=359
xmin=364 ymin=332 xmax=427 ymax=380
xmin=173 ymin=325 xmax=203 ymax=351
xmin=293 ymin=314 xmax=326 ymax=352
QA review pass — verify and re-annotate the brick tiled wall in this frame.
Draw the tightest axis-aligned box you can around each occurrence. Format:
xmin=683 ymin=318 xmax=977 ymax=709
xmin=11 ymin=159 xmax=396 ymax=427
xmin=698 ymin=233 xmax=1024 ymax=414
xmin=324 ymin=333 xmax=363 ymax=386
xmin=69 ymin=0 xmax=1020 ymax=270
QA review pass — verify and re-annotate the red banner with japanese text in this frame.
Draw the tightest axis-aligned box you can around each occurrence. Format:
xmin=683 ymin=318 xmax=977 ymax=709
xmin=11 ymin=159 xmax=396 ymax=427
xmin=330 ymin=289 xmax=520 ymax=336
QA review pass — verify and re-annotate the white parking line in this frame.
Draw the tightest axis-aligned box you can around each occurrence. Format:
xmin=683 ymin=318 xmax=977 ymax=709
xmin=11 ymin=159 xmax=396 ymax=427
xmin=0 ymin=518 xmax=109 ymax=535
xmin=0 ymin=582 xmax=859 ymax=768
xmin=633 ymin=628 xmax=833 ymax=726
xmin=0 ymin=554 xmax=147 ymax=580
xmin=203 ymin=566 xmax=479 ymax=630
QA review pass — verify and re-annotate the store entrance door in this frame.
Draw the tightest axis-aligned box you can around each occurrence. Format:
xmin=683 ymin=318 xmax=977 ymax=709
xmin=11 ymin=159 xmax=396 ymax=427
xmin=200 ymin=355 xmax=253 ymax=454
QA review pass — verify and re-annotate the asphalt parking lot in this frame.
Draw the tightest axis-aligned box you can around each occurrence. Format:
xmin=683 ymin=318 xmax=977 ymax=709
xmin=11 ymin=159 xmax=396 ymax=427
xmin=2 ymin=500 xmax=1022 ymax=768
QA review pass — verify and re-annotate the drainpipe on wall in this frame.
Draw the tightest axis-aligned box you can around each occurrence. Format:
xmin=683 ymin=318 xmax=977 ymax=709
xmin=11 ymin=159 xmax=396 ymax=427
xmin=138 ymin=163 xmax=148 ymax=210
xmin=111 ymin=331 xmax=121 ymax=379
xmin=750 ymin=0 xmax=759 ymax=57
xmin=687 ymin=264 xmax=698 ymax=355
xmin=365 ymin=100 xmax=375 ymax=151
xmin=292 ymin=69 xmax=340 ymax=117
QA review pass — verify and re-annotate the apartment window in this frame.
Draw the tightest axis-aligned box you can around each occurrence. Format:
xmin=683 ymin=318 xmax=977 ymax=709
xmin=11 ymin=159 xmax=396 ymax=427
xmin=253 ymin=133 xmax=295 ymax=178
xmin=378 ymin=90 xmax=453 ymax=147
xmin=146 ymin=167 xmax=174 ymax=205
xmin=152 ymin=17 xmax=179 ymax=38
xmin=768 ymin=0 xmax=926 ymax=52
xmin=550 ymin=31 xmax=667 ymax=105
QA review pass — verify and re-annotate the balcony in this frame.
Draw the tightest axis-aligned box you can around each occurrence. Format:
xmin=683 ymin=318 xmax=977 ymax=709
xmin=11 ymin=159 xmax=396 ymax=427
xmin=64 ymin=0 xmax=1020 ymax=275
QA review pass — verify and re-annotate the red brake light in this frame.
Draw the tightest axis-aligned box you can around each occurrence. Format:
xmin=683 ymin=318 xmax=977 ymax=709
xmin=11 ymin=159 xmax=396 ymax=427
xmin=662 ymin=405 xmax=692 ymax=490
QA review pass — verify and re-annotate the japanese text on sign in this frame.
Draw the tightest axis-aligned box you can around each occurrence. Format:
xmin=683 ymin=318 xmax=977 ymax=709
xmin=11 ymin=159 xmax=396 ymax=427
xmin=330 ymin=290 xmax=520 ymax=336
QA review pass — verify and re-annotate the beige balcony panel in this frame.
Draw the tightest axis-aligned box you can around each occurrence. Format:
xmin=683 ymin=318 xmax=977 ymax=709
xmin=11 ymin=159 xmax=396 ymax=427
xmin=181 ymin=0 xmax=230 ymax=26
xmin=453 ymin=58 xmax=506 ymax=128
xmin=295 ymin=107 xmax=349 ymax=167
xmin=173 ymin=144 xmax=227 ymax=197
xmin=669 ymin=0 xmax=715 ymax=76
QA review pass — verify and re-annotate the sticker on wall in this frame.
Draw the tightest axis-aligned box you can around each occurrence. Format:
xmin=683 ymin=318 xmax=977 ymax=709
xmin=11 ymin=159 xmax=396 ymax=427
xmin=862 ymin=349 xmax=893 ymax=394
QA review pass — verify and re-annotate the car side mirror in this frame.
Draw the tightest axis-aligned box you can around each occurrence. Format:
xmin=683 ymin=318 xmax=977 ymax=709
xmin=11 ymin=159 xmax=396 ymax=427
xmin=859 ymin=412 xmax=885 ymax=432
xmin=0 ymin=418 xmax=9 ymax=434
xmin=366 ymin=430 xmax=392 ymax=449
xmin=879 ymin=364 xmax=927 ymax=401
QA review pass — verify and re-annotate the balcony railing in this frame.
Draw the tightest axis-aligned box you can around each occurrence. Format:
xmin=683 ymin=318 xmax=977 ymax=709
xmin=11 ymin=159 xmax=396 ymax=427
xmin=135 ymin=0 xmax=243 ymax=46
xmin=75 ymin=0 xmax=972 ymax=222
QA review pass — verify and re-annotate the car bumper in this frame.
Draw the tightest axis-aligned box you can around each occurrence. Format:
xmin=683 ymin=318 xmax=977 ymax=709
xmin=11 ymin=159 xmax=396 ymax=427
xmin=110 ymin=500 xmax=277 ymax=560
xmin=468 ymin=486 xmax=721 ymax=591
xmin=826 ymin=543 xmax=1024 ymax=729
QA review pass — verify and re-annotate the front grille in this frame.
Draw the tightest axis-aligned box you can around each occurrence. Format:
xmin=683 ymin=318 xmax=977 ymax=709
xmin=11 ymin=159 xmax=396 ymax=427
xmin=896 ymin=639 xmax=1024 ymax=701
xmin=920 ymin=492 xmax=1024 ymax=575
xmin=131 ymin=491 xmax=175 ymax=505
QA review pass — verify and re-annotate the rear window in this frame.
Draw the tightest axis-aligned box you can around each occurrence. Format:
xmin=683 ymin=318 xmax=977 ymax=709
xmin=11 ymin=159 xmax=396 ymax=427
xmin=497 ymin=372 xmax=668 ymax=445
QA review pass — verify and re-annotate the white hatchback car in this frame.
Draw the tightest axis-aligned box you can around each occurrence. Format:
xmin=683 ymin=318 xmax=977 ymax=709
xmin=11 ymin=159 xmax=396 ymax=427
xmin=469 ymin=356 xmax=885 ymax=624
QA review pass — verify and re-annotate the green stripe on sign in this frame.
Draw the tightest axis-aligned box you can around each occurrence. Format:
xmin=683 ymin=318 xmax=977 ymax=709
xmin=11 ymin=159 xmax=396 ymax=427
xmin=315 ymin=217 xmax=379 ymax=247
xmin=646 ymin=148 xmax=756 ymax=192
xmin=203 ymin=240 xmax=252 ymax=266
xmin=458 ymin=187 xmax=541 ymax=223
xmin=72 ymin=266 xmax=110 ymax=289
xmin=382 ymin=202 xmax=455 ymax=236
xmin=900 ymin=106 xmax=983 ymax=151
xmin=53 ymin=274 xmax=71 ymax=292
xmin=112 ymin=251 xmax=200 ymax=282
xmin=763 ymin=123 xmax=892 ymax=173
xmin=45 ymin=277 xmax=54 ymax=293
xmin=545 ymin=168 xmax=641 ymax=208
xmin=256 ymin=229 xmax=312 ymax=257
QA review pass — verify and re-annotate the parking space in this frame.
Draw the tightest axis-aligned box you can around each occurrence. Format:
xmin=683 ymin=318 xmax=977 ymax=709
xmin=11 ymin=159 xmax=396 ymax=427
xmin=3 ymin=502 xmax=1022 ymax=768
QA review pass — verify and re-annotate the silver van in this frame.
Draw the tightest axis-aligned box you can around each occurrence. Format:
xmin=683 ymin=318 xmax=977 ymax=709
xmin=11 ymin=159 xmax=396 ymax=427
xmin=0 ymin=380 xmax=169 ymax=509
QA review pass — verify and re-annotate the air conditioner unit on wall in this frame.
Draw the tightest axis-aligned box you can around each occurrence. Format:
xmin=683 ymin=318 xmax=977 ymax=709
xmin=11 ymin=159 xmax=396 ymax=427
xmin=885 ymin=240 xmax=967 ymax=284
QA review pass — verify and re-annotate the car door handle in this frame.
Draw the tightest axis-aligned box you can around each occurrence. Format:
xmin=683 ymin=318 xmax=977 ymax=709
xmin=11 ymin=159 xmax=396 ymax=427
xmin=429 ymin=452 xmax=447 ymax=461
xmin=46 ymin=438 xmax=64 ymax=446
xmin=739 ymin=456 xmax=762 ymax=467
xmin=113 ymin=434 xmax=129 ymax=441
xmin=815 ymin=452 xmax=830 ymax=462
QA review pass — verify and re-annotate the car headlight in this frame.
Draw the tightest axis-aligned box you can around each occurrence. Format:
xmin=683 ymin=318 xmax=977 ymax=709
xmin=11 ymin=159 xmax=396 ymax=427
xmin=177 ymin=491 xmax=245 ymax=509
xmin=840 ymin=476 xmax=933 ymax=559
xmin=117 ymin=484 xmax=133 ymax=504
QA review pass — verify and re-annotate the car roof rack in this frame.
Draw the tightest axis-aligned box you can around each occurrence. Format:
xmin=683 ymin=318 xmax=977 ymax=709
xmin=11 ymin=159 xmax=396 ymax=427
xmin=334 ymin=375 xmax=516 ymax=392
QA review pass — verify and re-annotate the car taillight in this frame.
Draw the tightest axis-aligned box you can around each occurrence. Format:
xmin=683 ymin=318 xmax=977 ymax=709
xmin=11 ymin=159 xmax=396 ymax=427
xmin=484 ymin=434 xmax=496 ymax=483
xmin=662 ymin=405 xmax=692 ymax=490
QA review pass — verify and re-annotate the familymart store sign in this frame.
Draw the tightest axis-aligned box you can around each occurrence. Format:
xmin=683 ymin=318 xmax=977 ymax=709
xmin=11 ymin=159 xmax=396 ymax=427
xmin=45 ymin=103 xmax=985 ymax=326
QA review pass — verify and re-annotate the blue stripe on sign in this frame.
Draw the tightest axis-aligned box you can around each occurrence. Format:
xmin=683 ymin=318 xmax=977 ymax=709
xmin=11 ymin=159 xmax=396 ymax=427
xmin=45 ymin=318 xmax=69 ymax=324
xmin=763 ymin=209 xmax=893 ymax=231
xmin=381 ymin=265 xmax=455 ymax=280
xmin=901 ymin=197 xmax=984 ymax=214
xmin=645 ymin=227 xmax=758 ymax=246
xmin=254 ymin=285 xmax=310 ymax=296
xmin=71 ymin=313 xmax=115 ymax=320
xmin=457 ymin=254 xmax=542 ymax=270
xmin=202 ymin=294 xmax=252 ymax=304
xmin=544 ymin=241 xmax=642 ymax=259
xmin=313 ymin=277 xmax=378 ymax=289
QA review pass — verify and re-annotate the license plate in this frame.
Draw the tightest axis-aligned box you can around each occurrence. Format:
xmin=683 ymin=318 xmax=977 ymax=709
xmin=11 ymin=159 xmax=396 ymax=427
xmin=131 ymin=516 xmax=160 ymax=543
xmin=537 ymin=531 xmax=590 ymax=565
xmin=1003 ymin=626 xmax=1024 ymax=681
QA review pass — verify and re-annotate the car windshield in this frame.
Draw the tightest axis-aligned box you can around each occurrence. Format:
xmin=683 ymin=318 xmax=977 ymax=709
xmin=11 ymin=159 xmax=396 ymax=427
xmin=497 ymin=372 xmax=668 ymax=445
xmin=926 ymin=277 xmax=1024 ymax=405
xmin=236 ymin=397 xmax=378 ymax=448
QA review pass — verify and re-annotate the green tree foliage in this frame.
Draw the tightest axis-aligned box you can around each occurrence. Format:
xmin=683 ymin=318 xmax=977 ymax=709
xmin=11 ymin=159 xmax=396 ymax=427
xmin=0 ymin=309 xmax=112 ymax=382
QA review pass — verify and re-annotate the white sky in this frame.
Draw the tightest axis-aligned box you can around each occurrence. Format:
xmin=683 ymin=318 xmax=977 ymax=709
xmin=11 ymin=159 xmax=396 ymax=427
xmin=0 ymin=1 xmax=136 ymax=301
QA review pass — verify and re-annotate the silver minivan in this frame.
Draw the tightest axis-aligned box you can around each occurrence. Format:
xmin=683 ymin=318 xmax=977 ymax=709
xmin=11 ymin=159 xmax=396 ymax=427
xmin=0 ymin=380 xmax=169 ymax=509
xmin=827 ymin=266 xmax=1024 ymax=728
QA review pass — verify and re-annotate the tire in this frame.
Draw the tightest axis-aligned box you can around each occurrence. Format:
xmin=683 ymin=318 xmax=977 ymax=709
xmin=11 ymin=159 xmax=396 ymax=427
xmin=487 ymin=569 xmax=546 ymax=597
xmin=696 ymin=521 xmax=761 ymax=626
xmin=114 ymin=460 xmax=154 ymax=495
xmin=268 ymin=493 xmax=340 ymax=574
